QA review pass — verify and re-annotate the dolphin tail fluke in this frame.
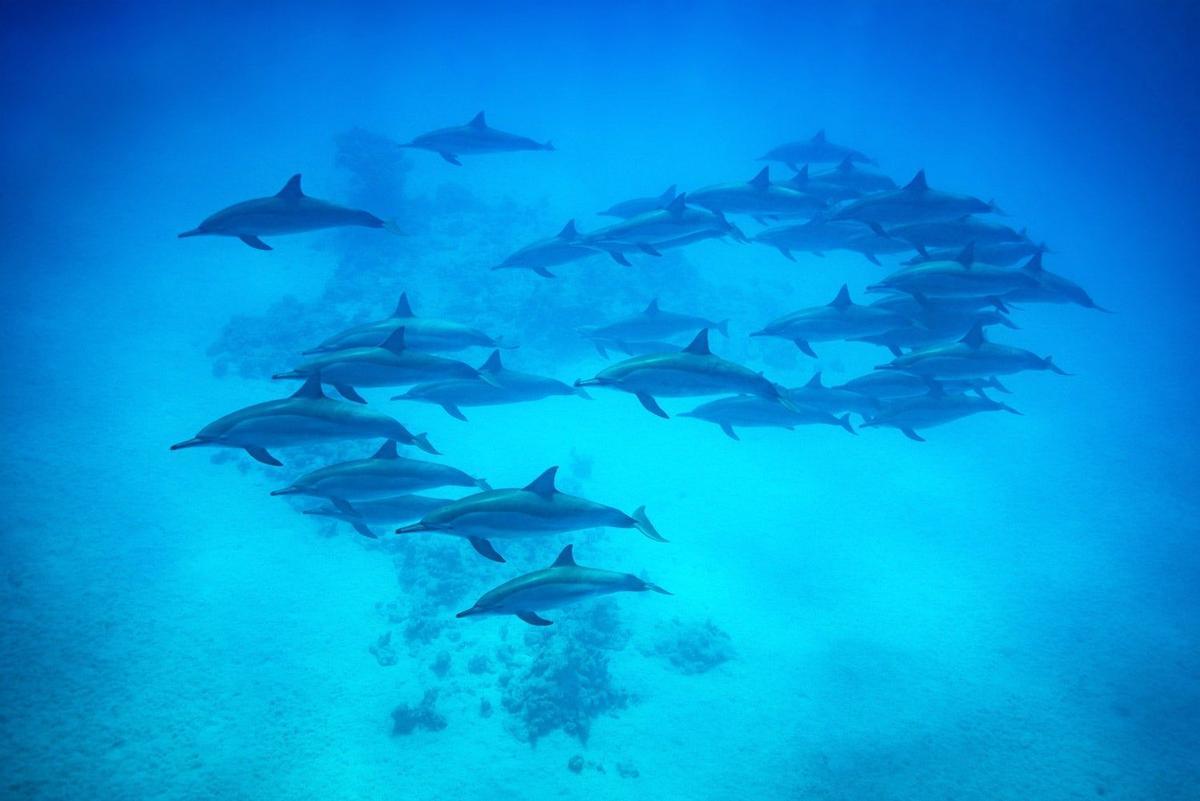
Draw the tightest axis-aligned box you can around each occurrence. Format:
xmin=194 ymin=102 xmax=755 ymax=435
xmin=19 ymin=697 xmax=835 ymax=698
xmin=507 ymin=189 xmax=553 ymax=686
xmin=1000 ymin=403 xmax=1023 ymax=416
xmin=169 ymin=437 xmax=206 ymax=451
xmin=838 ymin=414 xmax=856 ymax=435
xmin=245 ymin=446 xmax=283 ymax=466
xmin=573 ymin=386 xmax=593 ymax=399
xmin=642 ymin=581 xmax=673 ymax=596
xmin=516 ymin=611 xmax=553 ymax=626
xmin=1044 ymin=356 xmax=1072 ymax=376
xmin=631 ymin=505 xmax=668 ymax=543
xmin=714 ymin=319 xmax=730 ymax=338
xmin=412 ymin=433 xmax=440 ymax=454
xmin=542 ymin=141 xmax=556 ymax=152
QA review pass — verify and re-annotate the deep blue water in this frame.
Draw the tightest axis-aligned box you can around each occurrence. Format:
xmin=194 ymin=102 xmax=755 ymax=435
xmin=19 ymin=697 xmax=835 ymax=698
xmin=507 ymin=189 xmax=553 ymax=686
xmin=2 ymin=3 xmax=1198 ymax=799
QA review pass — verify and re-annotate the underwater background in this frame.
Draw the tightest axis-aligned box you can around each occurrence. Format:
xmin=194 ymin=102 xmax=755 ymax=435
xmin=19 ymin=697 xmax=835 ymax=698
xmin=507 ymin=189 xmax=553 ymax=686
xmin=2 ymin=1 xmax=1198 ymax=799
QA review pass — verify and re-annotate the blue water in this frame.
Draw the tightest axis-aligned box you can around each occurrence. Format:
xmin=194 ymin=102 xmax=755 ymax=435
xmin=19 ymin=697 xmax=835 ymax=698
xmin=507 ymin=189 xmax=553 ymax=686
xmin=2 ymin=3 xmax=1198 ymax=799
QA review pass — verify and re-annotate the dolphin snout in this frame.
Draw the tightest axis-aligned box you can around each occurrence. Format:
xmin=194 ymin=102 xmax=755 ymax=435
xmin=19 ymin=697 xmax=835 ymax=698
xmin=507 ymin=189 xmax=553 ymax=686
xmin=177 ymin=229 xmax=204 ymax=238
xmin=455 ymin=607 xmax=480 ymax=619
xmin=574 ymin=378 xmax=603 ymax=388
xmin=270 ymin=486 xmax=300 ymax=496
xmin=170 ymin=437 xmax=205 ymax=451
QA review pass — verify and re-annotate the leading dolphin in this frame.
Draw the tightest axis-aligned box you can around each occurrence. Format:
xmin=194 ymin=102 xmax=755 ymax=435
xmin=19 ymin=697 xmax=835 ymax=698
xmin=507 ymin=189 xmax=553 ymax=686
xmin=395 ymin=466 xmax=666 ymax=563
xmin=1003 ymin=253 xmax=1112 ymax=312
xmin=400 ymin=111 xmax=554 ymax=165
xmin=170 ymin=375 xmax=437 ymax=466
xmin=759 ymin=130 xmax=876 ymax=169
xmin=178 ymin=174 xmax=390 ymax=250
xmin=456 ymin=544 xmax=671 ymax=626
xmin=833 ymin=170 xmax=1001 ymax=226
xmin=866 ymin=243 xmax=1038 ymax=300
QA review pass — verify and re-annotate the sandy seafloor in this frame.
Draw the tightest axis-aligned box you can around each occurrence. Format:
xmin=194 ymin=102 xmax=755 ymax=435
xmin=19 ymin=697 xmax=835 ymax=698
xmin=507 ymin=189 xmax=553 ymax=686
xmin=3 ymin=4 xmax=1200 ymax=800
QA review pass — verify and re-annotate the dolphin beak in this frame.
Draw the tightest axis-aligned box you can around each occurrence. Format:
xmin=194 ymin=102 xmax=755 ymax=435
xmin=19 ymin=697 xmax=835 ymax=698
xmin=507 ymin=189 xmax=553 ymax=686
xmin=395 ymin=523 xmax=428 ymax=534
xmin=177 ymin=229 xmax=203 ymax=238
xmin=169 ymin=437 xmax=205 ymax=451
xmin=269 ymin=487 xmax=300 ymax=496
xmin=455 ymin=607 xmax=479 ymax=619
xmin=272 ymin=371 xmax=302 ymax=380
xmin=749 ymin=330 xmax=768 ymax=337
xmin=574 ymin=378 xmax=601 ymax=388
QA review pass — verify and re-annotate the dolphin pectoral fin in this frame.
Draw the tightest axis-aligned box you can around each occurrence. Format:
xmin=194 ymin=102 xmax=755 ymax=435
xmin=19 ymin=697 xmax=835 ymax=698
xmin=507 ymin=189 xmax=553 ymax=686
xmin=794 ymin=339 xmax=818 ymax=358
xmin=239 ymin=235 xmax=272 ymax=251
xmin=532 ymin=266 xmax=556 ymax=278
xmin=350 ymin=521 xmax=377 ymax=539
xmin=630 ymin=505 xmax=668 ymax=542
xmin=642 ymin=581 xmax=673 ymax=595
xmin=777 ymin=247 xmax=795 ymax=262
xmin=411 ymin=433 xmax=440 ymax=455
xmin=245 ymin=446 xmax=283 ymax=466
xmin=468 ymin=537 xmax=506 ymax=563
xmin=635 ymin=392 xmax=669 ymax=419
xmin=720 ymin=422 xmax=740 ymax=441
xmin=886 ymin=344 xmax=903 ymax=358
xmin=592 ymin=341 xmax=610 ymax=359
xmin=516 ymin=611 xmax=553 ymax=626
xmin=573 ymin=386 xmax=593 ymax=399
xmin=865 ymin=252 xmax=882 ymax=266
xmin=439 ymin=152 xmax=462 ymax=166
xmin=442 ymin=404 xmax=469 ymax=421
xmin=900 ymin=428 xmax=926 ymax=442
xmin=333 ymin=384 xmax=367 ymax=404
xmin=609 ymin=251 xmax=633 ymax=267
xmin=637 ymin=243 xmax=663 ymax=256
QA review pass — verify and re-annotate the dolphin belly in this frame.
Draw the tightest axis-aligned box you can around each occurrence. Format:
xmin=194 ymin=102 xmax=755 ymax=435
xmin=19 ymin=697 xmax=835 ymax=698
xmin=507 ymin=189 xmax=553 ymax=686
xmin=222 ymin=413 xmax=372 ymax=447
xmin=487 ymin=582 xmax=618 ymax=614
xmin=442 ymin=509 xmax=594 ymax=540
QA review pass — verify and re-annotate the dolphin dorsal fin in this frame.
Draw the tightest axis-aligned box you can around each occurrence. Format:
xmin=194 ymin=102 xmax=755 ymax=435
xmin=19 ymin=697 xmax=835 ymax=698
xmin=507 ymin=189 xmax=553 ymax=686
xmin=829 ymin=284 xmax=852 ymax=309
xmin=812 ymin=129 xmax=827 ymax=143
xmin=682 ymin=328 xmax=711 ymax=355
xmin=904 ymin=170 xmax=928 ymax=192
xmin=955 ymin=242 xmax=975 ymax=267
xmin=393 ymin=292 xmax=415 ymax=318
xmin=1022 ymin=252 xmax=1044 ymax=273
xmin=372 ymin=440 xmax=399 ymax=460
xmin=380 ymin=327 xmax=406 ymax=352
xmin=837 ymin=155 xmax=854 ymax=173
xmin=659 ymin=184 xmax=677 ymax=201
xmin=277 ymin=174 xmax=304 ymax=199
xmin=292 ymin=374 xmax=326 ymax=400
xmin=791 ymin=164 xmax=809 ymax=185
xmin=523 ymin=466 xmax=559 ymax=497
xmin=556 ymin=219 xmax=579 ymax=241
xmin=665 ymin=193 xmax=687 ymax=217
xmin=479 ymin=349 xmax=503 ymax=372
xmin=551 ymin=544 xmax=577 ymax=567
xmin=805 ymin=371 xmax=824 ymax=388
xmin=644 ymin=298 xmax=660 ymax=316
xmin=749 ymin=166 xmax=771 ymax=190
xmin=468 ymin=111 xmax=487 ymax=129
xmin=960 ymin=322 xmax=986 ymax=349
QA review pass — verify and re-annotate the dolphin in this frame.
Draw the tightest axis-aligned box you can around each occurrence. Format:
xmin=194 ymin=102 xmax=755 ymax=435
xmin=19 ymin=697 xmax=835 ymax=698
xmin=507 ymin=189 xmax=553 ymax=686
xmin=302 ymin=495 xmax=453 ymax=539
xmin=178 ymin=174 xmax=390 ymax=250
xmin=833 ymin=170 xmax=1001 ymax=226
xmin=392 ymin=350 xmax=589 ymax=421
xmin=400 ymin=111 xmax=554 ymax=165
xmin=582 ymin=194 xmax=747 ymax=265
xmin=759 ymin=130 xmax=876 ymax=169
xmin=273 ymin=328 xmax=485 ymax=402
xmin=1003 ymin=253 xmax=1112 ymax=312
xmin=750 ymin=284 xmax=915 ymax=358
xmin=599 ymin=185 xmax=678 ymax=218
xmin=753 ymin=218 xmax=909 ymax=265
xmin=456 ymin=544 xmax=671 ymax=626
xmin=879 ymin=217 xmax=1029 ymax=250
xmin=304 ymin=292 xmax=515 ymax=354
xmin=903 ymin=239 xmax=1048 ymax=267
xmin=866 ymin=243 xmax=1039 ymax=300
xmin=585 ymin=336 xmax=688 ymax=360
xmin=785 ymin=372 xmax=881 ymax=417
xmin=835 ymin=371 xmax=1010 ymax=400
xmin=493 ymin=219 xmax=603 ymax=278
xmin=679 ymin=395 xmax=855 ymax=440
xmin=812 ymin=155 xmax=897 ymax=193
xmin=396 ymin=466 xmax=666 ymax=563
xmin=574 ymin=329 xmax=795 ymax=418
xmin=577 ymin=299 xmax=729 ymax=348
xmin=270 ymin=439 xmax=488 ymax=500
xmin=867 ymin=291 xmax=1012 ymax=318
xmin=782 ymin=165 xmax=863 ymax=203
xmin=170 ymin=375 xmax=437 ymax=466
xmin=878 ymin=322 xmax=1071 ymax=380
xmin=851 ymin=308 xmax=1018 ymax=357
xmin=861 ymin=388 xmax=1022 ymax=442
xmin=685 ymin=166 xmax=828 ymax=219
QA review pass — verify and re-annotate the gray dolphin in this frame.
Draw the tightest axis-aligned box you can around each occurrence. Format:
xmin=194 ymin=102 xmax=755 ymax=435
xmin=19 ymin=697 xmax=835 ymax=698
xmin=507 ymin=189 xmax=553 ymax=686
xmin=679 ymin=395 xmax=855 ymax=440
xmin=685 ymin=166 xmax=828 ymax=219
xmin=270 ymin=439 xmax=488 ymax=500
xmin=753 ymin=218 xmax=909 ymax=265
xmin=456 ymin=544 xmax=671 ymax=626
xmin=879 ymin=217 xmax=1028 ymax=250
xmin=178 ymin=174 xmax=390 ymax=250
xmin=599 ymin=185 xmax=678 ymax=218
xmin=861 ymin=387 xmax=1022 ymax=442
xmin=759 ymin=129 xmax=876 ymax=169
xmin=878 ymin=322 xmax=1071 ymax=380
xmin=304 ymin=293 xmax=516 ymax=354
xmin=750 ymin=284 xmax=914 ymax=358
xmin=582 ymin=194 xmax=747 ymax=265
xmin=400 ymin=111 xmax=554 ymax=166
xmin=585 ymin=336 xmax=688 ymax=360
xmin=302 ymin=495 xmax=453 ymax=539
xmin=170 ymin=375 xmax=437 ymax=466
xmin=812 ymin=155 xmax=897 ymax=193
xmin=493 ymin=219 xmax=602 ymax=278
xmin=396 ymin=466 xmax=666 ymax=563
xmin=851 ymin=308 xmax=1018 ymax=357
xmin=273 ymin=328 xmax=484 ymax=402
xmin=1003 ymin=253 xmax=1112 ymax=312
xmin=392 ymin=350 xmax=589 ymax=421
xmin=835 ymin=371 xmax=1011 ymax=401
xmin=866 ymin=243 xmax=1038 ymax=300
xmin=782 ymin=164 xmax=863 ymax=203
xmin=903 ymin=239 xmax=1048 ymax=267
xmin=833 ymin=170 xmax=1001 ymax=226
xmin=785 ymin=372 xmax=881 ymax=417
xmin=574 ymin=329 xmax=795 ymax=418
xmin=577 ymin=299 xmax=729 ymax=348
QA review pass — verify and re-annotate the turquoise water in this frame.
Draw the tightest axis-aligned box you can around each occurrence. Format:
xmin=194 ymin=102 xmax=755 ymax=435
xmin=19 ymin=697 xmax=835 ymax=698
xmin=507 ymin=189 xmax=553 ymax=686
xmin=2 ymin=3 xmax=1198 ymax=799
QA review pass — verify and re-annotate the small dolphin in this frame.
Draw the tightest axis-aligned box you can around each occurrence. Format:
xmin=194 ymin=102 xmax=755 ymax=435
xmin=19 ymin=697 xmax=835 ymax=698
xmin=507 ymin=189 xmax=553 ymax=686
xmin=750 ymin=284 xmax=914 ymax=358
xmin=400 ymin=111 xmax=554 ymax=166
xmin=493 ymin=219 xmax=603 ymax=278
xmin=833 ymin=170 xmax=1001 ymax=226
xmin=271 ymin=439 xmax=488 ymax=500
xmin=585 ymin=336 xmax=687 ymax=360
xmin=785 ymin=372 xmax=881 ymax=417
xmin=753 ymin=218 xmax=909 ymax=265
xmin=903 ymin=239 xmax=1048 ymax=267
xmin=759 ymin=130 xmax=876 ymax=170
xmin=302 ymin=495 xmax=453 ymax=539
xmin=851 ymin=308 xmax=1017 ymax=356
xmin=680 ymin=395 xmax=855 ymax=440
xmin=170 ymin=375 xmax=437 ymax=466
xmin=456 ymin=544 xmax=671 ymax=626
xmin=575 ymin=329 xmax=795 ymax=418
xmin=861 ymin=387 xmax=1022 ymax=442
xmin=783 ymin=165 xmax=863 ymax=203
xmin=685 ymin=166 xmax=828 ymax=219
xmin=878 ymin=322 xmax=1071 ymax=380
xmin=812 ymin=155 xmax=897 ymax=193
xmin=178 ymin=174 xmax=389 ymax=250
xmin=835 ymin=371 xmax=1010 ymax=401
xmin=866 ymin=243 xmax=1038 ymax=300
xmin=599 ymin=185 xmax=678 ymax=218
xmin=396 ymin=466 xmax=666 ymax=563
xmin=583 ymin=194 xmax=746 ymax=265
xmin=1003 ymin=253 xmax=1112 ymax=312
xmin=392 ymin=350 xmax=589 ymax=421
xmin=304 ymin=292 xmax=515 ymax=354
xmin=578 ymin=299 xmax=729 ymax=347
xmin=880 ymin=217 xmax=1029 ymax=250
xmin=273 ymin=328 xmax=484 ymax=402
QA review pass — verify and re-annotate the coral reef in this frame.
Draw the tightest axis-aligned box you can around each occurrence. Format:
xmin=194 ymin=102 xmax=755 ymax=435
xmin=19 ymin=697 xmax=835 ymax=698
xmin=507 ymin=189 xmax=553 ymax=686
xmin=390 ymin=689 xmax=447 ymax=736
xmin=369 ymin=631 xmax=397 ymax=667
xmin=641 ymin=617 xmax=735 ymax=674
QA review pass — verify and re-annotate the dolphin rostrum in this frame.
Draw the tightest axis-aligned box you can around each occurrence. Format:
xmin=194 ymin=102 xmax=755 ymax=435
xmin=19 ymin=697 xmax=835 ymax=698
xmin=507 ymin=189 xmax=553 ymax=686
xmin=401 ymin=111 xmax=554 ymax=166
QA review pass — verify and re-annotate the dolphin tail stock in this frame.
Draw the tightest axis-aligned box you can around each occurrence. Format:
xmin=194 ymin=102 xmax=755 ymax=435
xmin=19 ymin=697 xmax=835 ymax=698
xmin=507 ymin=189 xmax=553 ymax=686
xmin=988 ymin=199 xmax=1008 ymax=216
xmin=381 ymin=219 xmax=406 ymax=236
xmin=573 ymin=386 xmax=593 ymax=399
xmin=541 ymin=140 xmax=556 ymax=151
xmin=630 ymin=505 xmax=668 ymax=542
xmin=1044 ymin=356 xmax=1072 ymax=376
xmin=641 ymin=580 xmax=673 ymax=596
xmin=411 ymin=432 xmax=440 ymax=455
xmin=837 ymin=413 xmax=857 ymax=435
xmin=713 ymin=319 xmax=731 ymax=338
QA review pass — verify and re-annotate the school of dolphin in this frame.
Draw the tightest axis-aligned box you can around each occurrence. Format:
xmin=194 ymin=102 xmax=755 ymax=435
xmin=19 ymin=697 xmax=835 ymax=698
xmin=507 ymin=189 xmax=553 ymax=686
xmin=173 ymin=115 xmax=1106 ymax=626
